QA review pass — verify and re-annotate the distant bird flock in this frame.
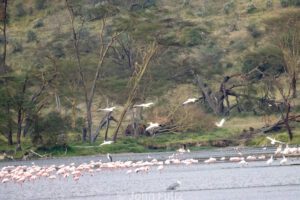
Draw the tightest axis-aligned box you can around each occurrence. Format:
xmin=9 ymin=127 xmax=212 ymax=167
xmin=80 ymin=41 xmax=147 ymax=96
xmin=1 ymin=98 xmax=299 ymax=191
xmin=1 ymin=139 xmax=299 ymax=187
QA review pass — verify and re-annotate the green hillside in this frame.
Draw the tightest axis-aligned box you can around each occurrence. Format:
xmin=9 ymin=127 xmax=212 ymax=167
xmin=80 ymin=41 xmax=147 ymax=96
xmin=0 ymin=0 xmax=300 ymax=159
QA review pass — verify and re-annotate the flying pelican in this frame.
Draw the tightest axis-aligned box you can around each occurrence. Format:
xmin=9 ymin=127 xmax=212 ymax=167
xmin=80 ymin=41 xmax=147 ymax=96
xmin=100 ymin=140 xmax=114 ymax=146
xmin=166 ymin=180 xmax=181 ymax=191
xmin=145 ymin=122 xmax=160 ymax=131
xmin=266 ymin=136 xmax=284 ymax=145
xmin=266 ymin=156 xmax=273 ymax=165
xmin=106 ymin=153 xmax=113 ymax=162
xmin=182 ymin=98 xmax=198 ymax=105
xmin=97 ymin=106 xmax=116 ymax=112
xmin=215 ymin=118 xmax=226 ymax=127
xmin=133 ymin=102 xmax=154 ymax=108
xmin=280 ymin=155 xmax=287 ymax=165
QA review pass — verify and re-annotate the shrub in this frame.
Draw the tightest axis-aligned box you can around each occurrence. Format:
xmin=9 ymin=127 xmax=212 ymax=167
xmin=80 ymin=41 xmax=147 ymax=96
xmin=246 ymin=2 xmax=257 ymax=13
xmin=35 ymin=0 xmax=46 ymax=10
xmin=280 ymin=0 xmax=289 ymax=7
xmin=15 ymin=3 xmax=26 ymax=17
xmin=33 ymin=112 xmax=70 ymax=147
xmin=242 ymin=46 xmax=285 ymax=80
xmin=27 ymin=30 xmax=37 ymax=42
xmin=51 ymin=43 xmax=65 ymax=58
xmin=247 ymin=24 xmax=262 ymax=38
xmin=223 ymin=0 xmax=235 ymax=15
xmin=266 ymin=0 xmax=273 ymax=8
xmin=33 ymin=19 xmax=44 ymax=28
xmin=11 ymin=40 xmax=23 ymax=53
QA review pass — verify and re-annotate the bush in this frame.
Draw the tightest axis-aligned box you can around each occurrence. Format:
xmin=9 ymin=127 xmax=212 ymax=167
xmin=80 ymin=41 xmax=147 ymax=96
xmin=246 ymin=2 xmax=257 ymax=13
xmin=266 ymin=0 xmax=273 ymax=8
xmin=15 ymin=3 xmax=26 ymax=17
xmin=280 ymin=0 xmax=289 ymax=7
xmin=35 ymin=0 xmax=46 ymax=10
xmin=32 ymin=112 xmax=70 ymax=147
xmin=242 ymin=46 xmax=285 ymax=80
xmin=247 ymin=24 xmax=262 ymax=38
xmin=11 ymin=40 xmax=23 ymax=53
xmin=223 ymin=0 xmax=235 ymax=14
xmin=51 ymin=43 xmax=65 ymax=58
xmin=33 ymin=19 xmax=44 ymax=29
xmin=27 ymin=30 xmax=37 ymax=42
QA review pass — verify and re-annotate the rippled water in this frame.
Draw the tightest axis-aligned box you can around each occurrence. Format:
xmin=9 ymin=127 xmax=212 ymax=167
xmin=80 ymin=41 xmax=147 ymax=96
xmin=1 ymin=149 xmax=300 ymax=200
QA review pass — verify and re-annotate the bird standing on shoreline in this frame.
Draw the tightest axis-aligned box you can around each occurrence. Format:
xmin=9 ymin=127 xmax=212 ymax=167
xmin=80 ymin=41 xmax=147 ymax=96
xmin=266 ymin=156 xmax=273 ymax=165
xmin=107 ymin=153 xmax=113 ymax=162
xmin=167 ymin=180 xmax=181 ymax=190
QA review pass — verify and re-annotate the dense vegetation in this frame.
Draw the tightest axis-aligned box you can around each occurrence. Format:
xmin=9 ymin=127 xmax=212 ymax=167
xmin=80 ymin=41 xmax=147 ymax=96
xmin=0 ymin=0 xmax=300 ymax=158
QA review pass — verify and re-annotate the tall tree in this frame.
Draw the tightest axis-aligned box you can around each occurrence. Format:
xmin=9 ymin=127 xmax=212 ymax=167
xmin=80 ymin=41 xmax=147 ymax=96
xmin=65 ymin=0 xmax=120 ymax=142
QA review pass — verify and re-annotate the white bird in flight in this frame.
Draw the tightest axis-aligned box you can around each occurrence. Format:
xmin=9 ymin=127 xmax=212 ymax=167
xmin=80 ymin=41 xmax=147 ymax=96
xmin=133 ymin=102 xmax=154 ymax=108
xmin=97 ymin=106 xmax=116 ymax=112
xmin=182 ymin=98 xmax=198 ymax=105
xmin=100 ymin=140 xmax=114 ymax=146
xmin=166 ymin=180 xmax=181 ymax=191
xmin=266 ymin=136 xmax=284 ymax=145
xmin=215 ymin=118 xmax=226 ymax=127
xmin=145 ymin=122 xmax=160 ymax=131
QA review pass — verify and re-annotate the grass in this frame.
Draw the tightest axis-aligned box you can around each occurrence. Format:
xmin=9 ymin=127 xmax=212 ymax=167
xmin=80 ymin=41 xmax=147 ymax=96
xmin=1 ymin=116 xmax=300 ymax=160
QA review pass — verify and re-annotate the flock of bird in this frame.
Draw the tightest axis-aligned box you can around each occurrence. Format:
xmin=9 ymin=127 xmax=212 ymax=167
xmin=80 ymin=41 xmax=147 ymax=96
xmin=97 ymin=97 xmax=226 ymax=146
xmin=1 ymin=138 xmax=299 ymax=190
xmin=1 ymin=98 xmax=299 ymax=191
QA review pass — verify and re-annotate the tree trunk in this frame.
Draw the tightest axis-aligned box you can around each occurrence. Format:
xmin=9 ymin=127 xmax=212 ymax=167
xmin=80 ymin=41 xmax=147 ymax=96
xmin=16 ymin=108 xmax=22 ymax=151
xmin=283 ymin=103 xmax=293 ymax=140
xmin=292 ymin=71 xmax=297 ymax=98
xmin=104 ymin=115 xmax=110 ymax=141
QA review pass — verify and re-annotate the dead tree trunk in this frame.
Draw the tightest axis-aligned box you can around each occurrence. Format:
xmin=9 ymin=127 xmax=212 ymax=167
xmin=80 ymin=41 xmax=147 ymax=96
xmin=112 ymin=42 xmax=158 ymax=142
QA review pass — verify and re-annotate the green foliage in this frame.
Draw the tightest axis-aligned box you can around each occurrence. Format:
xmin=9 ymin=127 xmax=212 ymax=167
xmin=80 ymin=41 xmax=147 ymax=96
xmin=51 ymin=43 xmax=65 ymax=58
xmin=266 ymin=0 xmax=273 ymax=8
xmin=84 ymin=4 xmax=119 ymax=21
xmin=27 ymin=30 xmax=37 ymax=43
xmin=280 ymin=0 xmax=289 ymax=7
xmin=11 ymin=40 xmax=23 ymax=53
xmin=33 ymin=19 xmax=44 ymax=28
xmin=246 ymin=2 xmax=257 ymax=13
xmin=247 ymin=24 xmax=262 ymax=38
xmin=35 ymin=0 xmax=47 ymax=10
xmin=15 ymin=3 xmax=26 ymax=17
xmin=223 ymin=0 xmax=235 ymax=14
xmin=229 ymin=39 xmax=247 ymax=51
xmin=242 ymin=46 xmax=285 ymax=80
xmin=280 ymin=0 xmax=300 ymax=7
xmin=32 ymin=112 xmax=71 ymax=147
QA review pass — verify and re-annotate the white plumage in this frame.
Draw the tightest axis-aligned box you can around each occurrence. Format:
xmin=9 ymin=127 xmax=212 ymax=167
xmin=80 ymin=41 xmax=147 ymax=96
xmin=133 ymin=102 xmax=154 ymax=108
xmin=145 ymin=122 xmax=160 ymax=131
xmin=97 ymin=106 xmax=116 ymax=112
xmin=182 ymin=98 xmax=198 ymax=105
xmin=215 ymin=118 xmax=226 ymax=127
